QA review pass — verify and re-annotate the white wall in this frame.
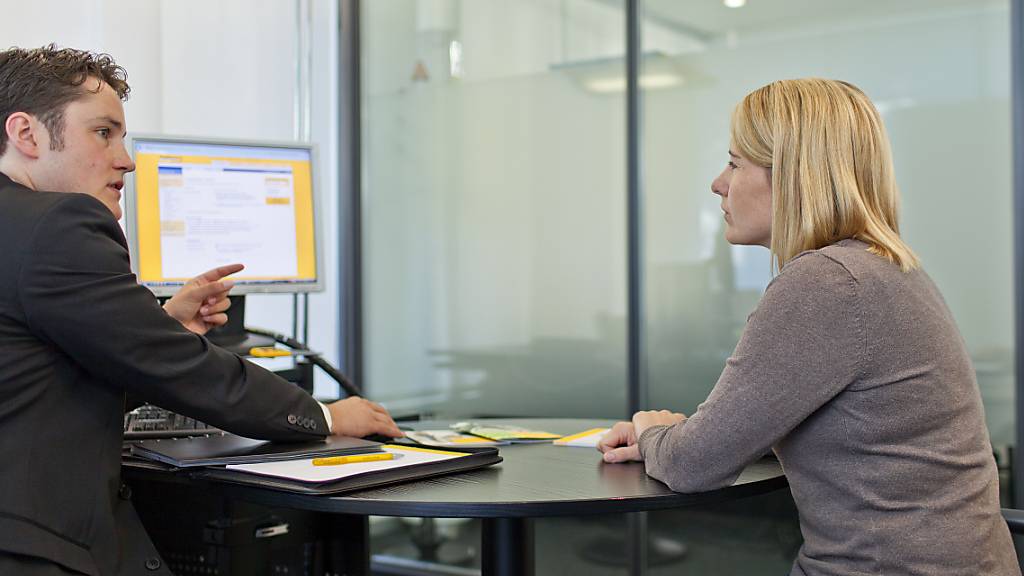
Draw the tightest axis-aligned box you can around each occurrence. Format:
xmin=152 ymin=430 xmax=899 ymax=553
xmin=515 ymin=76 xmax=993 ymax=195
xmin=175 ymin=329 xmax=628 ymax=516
xmin=4 ymin=0 xmax=343 ymax=398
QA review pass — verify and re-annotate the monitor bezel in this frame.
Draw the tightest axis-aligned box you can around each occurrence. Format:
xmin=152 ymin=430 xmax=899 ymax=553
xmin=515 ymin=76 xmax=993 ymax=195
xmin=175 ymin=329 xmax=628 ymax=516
xmin=123 ymin=133 xmax=325 ymax=297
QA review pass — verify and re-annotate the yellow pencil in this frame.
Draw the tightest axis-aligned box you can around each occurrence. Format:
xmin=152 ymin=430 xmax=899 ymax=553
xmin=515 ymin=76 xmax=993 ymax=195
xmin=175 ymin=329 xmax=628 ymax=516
xmin=312 ymin=452 xmax=394 ymax=466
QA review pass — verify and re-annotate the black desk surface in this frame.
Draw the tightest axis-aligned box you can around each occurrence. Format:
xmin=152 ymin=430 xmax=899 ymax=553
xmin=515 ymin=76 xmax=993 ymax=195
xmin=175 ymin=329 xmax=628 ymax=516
xmin=190 ymin=418 xmax=787 ymax=518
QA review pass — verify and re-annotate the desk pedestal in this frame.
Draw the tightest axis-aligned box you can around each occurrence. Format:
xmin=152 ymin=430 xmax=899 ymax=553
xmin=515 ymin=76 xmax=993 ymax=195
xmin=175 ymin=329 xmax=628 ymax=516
xmin=482 ymin=517 xmax=534 ymax=576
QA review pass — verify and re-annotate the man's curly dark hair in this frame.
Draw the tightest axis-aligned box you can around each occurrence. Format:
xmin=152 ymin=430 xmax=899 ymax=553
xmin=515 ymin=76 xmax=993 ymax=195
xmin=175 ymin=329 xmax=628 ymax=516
xmin=0 ymin=44 xmax=130 ymax=155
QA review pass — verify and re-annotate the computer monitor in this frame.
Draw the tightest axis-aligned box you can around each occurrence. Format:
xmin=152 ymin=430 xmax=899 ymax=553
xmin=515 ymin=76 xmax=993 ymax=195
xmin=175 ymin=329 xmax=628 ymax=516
xmin=124 ymin=134 xmax=323 ymax=349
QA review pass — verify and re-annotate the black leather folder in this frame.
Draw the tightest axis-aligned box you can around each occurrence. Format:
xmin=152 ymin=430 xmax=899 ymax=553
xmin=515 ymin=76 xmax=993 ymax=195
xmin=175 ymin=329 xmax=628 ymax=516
xmin=129 ymin=433 xmax=382 ymax=467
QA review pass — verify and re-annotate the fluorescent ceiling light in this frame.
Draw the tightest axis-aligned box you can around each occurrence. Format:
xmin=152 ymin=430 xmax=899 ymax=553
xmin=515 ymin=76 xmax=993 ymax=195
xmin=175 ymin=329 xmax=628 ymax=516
xmin=641 ymin=74 xmax=685 ymax=89
xmin=724 ymin=0 xmax=746 ymax=7
xmin=584 ymin=73 xmax=684 ymax=94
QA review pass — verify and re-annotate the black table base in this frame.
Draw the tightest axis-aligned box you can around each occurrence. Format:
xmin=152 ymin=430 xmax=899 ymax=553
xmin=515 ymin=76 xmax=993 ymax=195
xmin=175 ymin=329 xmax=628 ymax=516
xmin=482 ymin=517 xmax=534 ymax=576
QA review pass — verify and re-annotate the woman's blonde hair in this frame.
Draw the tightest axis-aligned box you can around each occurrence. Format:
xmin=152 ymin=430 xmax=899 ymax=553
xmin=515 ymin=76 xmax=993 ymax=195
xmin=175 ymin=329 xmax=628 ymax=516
xmin=731 ymin=78 xmax=919 ymax=272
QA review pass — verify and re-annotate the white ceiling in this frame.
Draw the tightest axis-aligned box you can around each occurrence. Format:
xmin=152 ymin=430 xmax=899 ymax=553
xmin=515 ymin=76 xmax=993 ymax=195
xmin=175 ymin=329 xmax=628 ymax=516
xmin=642 ymin=0 xmax=1005 ymax=39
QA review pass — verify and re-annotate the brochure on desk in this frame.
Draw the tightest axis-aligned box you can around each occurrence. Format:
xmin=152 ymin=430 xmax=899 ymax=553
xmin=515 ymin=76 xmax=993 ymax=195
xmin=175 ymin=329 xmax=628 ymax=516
xmin=195 ymin=444 xmax=502 ymax=495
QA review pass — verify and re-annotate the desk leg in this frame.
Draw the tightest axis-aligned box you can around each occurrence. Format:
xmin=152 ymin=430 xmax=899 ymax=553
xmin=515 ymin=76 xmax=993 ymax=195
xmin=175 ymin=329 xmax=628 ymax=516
xmin=323 ymin=513 xmax=369 ymax=575
xmin=481 ymin=517 xmax=534 ymax=576
xmin=628 ymin=512 xmax=648 ymax=575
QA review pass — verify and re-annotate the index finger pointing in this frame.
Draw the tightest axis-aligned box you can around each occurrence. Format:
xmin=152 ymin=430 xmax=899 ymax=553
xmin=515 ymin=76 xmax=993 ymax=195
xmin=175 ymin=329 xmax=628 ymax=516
xmin=189 ymin=279 xmax=236 ymax=301
xmin=197 ymin=263 xmax=245 ymax=283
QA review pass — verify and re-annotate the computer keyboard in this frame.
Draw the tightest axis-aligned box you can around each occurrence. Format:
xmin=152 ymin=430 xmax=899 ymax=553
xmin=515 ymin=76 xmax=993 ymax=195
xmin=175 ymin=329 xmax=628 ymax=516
xmin=124 ymin=404 xmax=223 ymax=440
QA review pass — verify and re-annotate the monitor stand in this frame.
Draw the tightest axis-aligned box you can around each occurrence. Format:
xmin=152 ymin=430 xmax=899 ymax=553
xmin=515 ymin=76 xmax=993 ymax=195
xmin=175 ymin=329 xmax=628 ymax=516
xmin=205 ymin=295 xmax=275 ymax=356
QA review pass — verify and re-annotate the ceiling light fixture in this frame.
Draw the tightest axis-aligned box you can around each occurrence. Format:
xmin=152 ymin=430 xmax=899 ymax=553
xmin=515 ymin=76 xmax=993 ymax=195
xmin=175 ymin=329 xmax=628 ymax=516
xmin=584 ymin=73 xmax=684 ymax=94
xmin=724 ymin=0 xmax=746 ymax=8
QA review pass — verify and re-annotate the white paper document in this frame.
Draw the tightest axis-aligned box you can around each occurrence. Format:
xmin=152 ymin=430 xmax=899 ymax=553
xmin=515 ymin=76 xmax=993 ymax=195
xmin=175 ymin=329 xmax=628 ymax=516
xmin=552 ymin=428 xmax=610 ymax=448
xmin=225 ymin=445 xmax=466 ymax=483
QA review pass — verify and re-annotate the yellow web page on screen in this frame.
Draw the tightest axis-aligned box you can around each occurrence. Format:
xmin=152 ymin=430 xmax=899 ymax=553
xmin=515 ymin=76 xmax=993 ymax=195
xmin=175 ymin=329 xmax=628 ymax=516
xmin=134 ymin=153 xmax=315 ymax=284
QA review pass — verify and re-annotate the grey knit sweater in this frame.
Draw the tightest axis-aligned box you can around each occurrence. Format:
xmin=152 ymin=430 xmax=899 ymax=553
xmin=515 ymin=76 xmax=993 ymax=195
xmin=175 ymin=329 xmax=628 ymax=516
xmin=638 ymin=239 xmax=1018 ymax=575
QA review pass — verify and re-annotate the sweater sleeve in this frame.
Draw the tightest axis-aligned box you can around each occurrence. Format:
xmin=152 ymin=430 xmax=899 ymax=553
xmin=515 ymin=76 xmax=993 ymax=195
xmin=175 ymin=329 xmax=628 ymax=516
xmin=638 ymin=252 xmax=865 ymax=493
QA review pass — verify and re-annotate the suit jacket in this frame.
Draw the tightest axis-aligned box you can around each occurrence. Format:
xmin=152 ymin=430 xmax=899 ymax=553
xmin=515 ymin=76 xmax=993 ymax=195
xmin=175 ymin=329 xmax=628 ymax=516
xmin=0 ymin=172 xmax=329 ymax=575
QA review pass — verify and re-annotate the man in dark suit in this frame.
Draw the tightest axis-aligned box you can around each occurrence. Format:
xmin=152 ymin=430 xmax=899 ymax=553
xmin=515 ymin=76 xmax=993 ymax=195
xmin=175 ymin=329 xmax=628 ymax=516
xmin=0 ymin=45 xmax=403 ymax=575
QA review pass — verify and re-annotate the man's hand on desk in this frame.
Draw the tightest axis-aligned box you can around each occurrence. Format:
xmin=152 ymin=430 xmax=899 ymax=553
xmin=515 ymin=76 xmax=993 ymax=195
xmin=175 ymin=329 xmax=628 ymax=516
xmin=598 ymin=410 xmax=686 ymax=463
xmin=163 ymin=263 xmax=244 ymax=335
xmin=327 ymin=396 xmax=404 ymax=438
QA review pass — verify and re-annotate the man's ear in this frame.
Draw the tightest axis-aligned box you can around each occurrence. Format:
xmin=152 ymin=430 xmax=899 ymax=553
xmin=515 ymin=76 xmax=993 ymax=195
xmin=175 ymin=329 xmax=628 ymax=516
xmin=4 ymin=112 xmax=43 ymax=159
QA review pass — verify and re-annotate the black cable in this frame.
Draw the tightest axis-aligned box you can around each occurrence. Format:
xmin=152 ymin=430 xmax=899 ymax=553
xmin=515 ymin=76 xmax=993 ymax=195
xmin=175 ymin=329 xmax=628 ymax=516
xmin=244 ymin=326 xmax=363 ymax=398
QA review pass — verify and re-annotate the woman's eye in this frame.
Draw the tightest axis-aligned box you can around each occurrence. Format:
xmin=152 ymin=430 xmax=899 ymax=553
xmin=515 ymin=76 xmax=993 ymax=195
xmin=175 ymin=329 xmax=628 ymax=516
xmin=97 ymin=128 xmax=110 ymax=138
xmin=727 ymin=161 xmax=738 ymax=169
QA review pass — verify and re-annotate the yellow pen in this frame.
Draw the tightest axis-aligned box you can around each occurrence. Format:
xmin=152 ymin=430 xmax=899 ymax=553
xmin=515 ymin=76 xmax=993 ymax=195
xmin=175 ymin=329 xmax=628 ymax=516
xmin=249 ymin=346 xmax=291 ymax=358
xmin=312 ymin=452 xmax=394 ymax=466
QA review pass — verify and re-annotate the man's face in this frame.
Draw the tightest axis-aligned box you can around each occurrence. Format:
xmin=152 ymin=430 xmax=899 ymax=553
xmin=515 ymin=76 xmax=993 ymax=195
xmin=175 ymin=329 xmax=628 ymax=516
xmin=31 ymin=77 xmax=135 ymax=219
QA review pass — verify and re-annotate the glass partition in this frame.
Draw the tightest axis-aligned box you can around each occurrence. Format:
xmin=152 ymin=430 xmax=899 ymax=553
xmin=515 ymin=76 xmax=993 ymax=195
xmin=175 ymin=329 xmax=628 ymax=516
xmin=362 ymin=0 xmax=629 ymax=419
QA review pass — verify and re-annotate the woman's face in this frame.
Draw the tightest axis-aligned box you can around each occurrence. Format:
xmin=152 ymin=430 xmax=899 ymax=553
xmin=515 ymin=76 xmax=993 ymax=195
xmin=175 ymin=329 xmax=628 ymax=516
xmin=711 ymin=149 xmax=772 ymax=248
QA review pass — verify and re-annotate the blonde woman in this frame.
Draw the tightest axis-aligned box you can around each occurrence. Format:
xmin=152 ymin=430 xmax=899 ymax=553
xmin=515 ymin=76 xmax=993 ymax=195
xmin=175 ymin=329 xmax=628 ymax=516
xmin=598 ymin=79 xmax=1019 ymax=575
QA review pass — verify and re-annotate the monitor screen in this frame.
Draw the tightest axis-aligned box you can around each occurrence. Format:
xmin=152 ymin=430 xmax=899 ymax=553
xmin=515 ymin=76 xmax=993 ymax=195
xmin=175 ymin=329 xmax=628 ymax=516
xmin=125 ymin=135 xmax=322 ymax=296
